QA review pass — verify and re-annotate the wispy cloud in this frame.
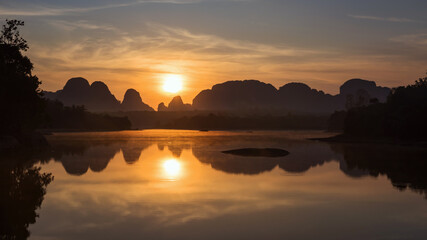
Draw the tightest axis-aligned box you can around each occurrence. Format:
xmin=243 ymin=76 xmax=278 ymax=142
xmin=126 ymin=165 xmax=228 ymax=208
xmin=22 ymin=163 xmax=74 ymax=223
xmin=29 ymin=21 xmax=341 ymax=102
xmin=0 ymin=0 xmax=201 ymax=16
xmin=49 ymin=20 xmax=119 ymax=32
xmin=25 ymin=19 xmax=427 ymax=105
xmin=390 ymin=33 xmax=427 ymax=47
xmin=33 ymin=21 xmax=331 ymax=76
xmin=348 ymin=14 xmax=423 ymax=23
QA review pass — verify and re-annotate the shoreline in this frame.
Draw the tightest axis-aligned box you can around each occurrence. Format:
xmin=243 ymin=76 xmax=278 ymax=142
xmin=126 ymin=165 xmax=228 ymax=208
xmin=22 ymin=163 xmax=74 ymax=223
xmin=311 ymin=134 xmax=427 ymax=147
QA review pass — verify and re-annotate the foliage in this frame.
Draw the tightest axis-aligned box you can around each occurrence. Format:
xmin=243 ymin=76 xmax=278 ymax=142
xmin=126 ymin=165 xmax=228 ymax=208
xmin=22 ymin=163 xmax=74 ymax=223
xmin=343 ymin=73 xmax=427 ymax=140
xmin=0 ymin=162 xmax=53 ymax=239
xmin=0 ymin=20 xmax=44 ymax=137
xmin=160 ymin=113 xmax=328 ymax=130
xmin=328 ymin=111 xmax=347 ymax=131
xmin=42 ymin=99 xmax=131 ymax=131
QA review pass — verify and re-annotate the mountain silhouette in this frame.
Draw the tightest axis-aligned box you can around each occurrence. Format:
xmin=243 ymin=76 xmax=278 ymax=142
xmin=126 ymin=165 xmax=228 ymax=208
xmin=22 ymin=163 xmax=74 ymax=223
xmin=45 ymin=77 xmax=390 ymax=114
xmin=278 ymin=82 xmax=339 ymax=113
xmin=168 ymin=96 xmax=192 ymax=111
xmin=340 ymin=79 xmax=390 ymax=103
xmin=121 ymin=88 xmax=154 ymax=111
xmin=158 ymin=96 xmax=192 ymax=111
xmin=88 ymin=81 xmax=121 ymax=111
xmin=193 ymin=80 xmax=278 ymax=111
xmin=44 ymin=78 xmax=154 ymax=112
xmin=192 ymin=79 xmax=390 ymax=113
xmin=44 ymin=77 xmax=91 ymax=107
xmin=157 ymin=102 xmax=168 ymax=111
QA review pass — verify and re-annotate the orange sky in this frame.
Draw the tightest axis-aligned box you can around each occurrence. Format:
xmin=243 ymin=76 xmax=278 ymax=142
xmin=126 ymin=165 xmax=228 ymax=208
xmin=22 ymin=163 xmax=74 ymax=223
xmin=2 ymin=0 xmax=426 ymax=108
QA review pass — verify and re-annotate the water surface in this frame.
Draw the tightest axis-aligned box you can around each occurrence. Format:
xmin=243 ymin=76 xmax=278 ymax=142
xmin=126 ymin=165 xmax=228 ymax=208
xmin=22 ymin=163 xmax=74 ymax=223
xmin=2 ymin=130 xmax=427 ymax=240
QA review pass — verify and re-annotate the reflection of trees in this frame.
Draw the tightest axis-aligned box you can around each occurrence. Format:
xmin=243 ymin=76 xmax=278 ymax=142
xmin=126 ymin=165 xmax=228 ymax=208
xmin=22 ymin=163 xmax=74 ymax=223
xmin=331 ymin=144 xmax=427 ymax=197
xmin=0 ymin=160 xmax=53 ymax=239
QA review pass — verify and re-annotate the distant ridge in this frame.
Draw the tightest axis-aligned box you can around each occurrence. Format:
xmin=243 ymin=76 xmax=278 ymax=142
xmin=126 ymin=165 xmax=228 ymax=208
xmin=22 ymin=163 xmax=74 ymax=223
xmin=122 ymin=88 xmax=154 ymax=111
xmin=44 ymin=77 xmax=154 ymax=112
xmin=192 ymin=79 xmax=391 ymax=114
xmin=44 ymin=77 xmax=391 ymax=114
xmin=158 ymin=96 xmax=192 ymax=111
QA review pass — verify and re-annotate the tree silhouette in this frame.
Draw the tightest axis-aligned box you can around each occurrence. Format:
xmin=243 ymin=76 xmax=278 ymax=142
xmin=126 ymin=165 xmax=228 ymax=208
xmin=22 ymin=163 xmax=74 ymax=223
xmin=343 ymin=72 xmax=427 ymax=139
xmin=0 ymin=163 xmax=53 ymax=239
xmin=0 ymin=20 xmax=43 ymax=139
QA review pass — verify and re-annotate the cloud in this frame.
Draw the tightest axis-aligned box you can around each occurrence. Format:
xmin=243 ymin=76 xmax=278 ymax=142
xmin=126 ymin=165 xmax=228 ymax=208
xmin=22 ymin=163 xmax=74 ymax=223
xmin=390 ymin=33 xmax=427 ymax=47
xmin=348 ymin=14 xmax=423 ymax=23
xmin=0 ymin=0 xmax=201 ymax=16
xmin=26 ymin=20 xmax=427 ymax=106
xmin=29 ymin=20 xmax=339 ymax=102
xmin=49 ymin=20 xmax=119 ymax=32
xmin=30 ymin=21 xmax=332 ymax=78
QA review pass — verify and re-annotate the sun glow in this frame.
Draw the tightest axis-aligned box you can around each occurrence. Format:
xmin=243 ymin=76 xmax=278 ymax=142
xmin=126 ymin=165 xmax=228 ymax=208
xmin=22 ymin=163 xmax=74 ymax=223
xmin=162 ymin=74 xmax=183 ymax=93
xmin=162 ymin=159 xmax=182 ymax=179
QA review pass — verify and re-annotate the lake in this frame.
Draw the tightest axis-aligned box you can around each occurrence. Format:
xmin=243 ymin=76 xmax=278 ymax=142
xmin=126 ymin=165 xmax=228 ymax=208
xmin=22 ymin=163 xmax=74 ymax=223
xmin=2 ymin=130 xmax=427 ymax=240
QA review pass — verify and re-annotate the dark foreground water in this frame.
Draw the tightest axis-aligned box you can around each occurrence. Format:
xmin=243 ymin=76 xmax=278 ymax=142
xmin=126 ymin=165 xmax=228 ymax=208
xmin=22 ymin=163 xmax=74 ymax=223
xmin=2 ymin=130 xmax=427 ymax=240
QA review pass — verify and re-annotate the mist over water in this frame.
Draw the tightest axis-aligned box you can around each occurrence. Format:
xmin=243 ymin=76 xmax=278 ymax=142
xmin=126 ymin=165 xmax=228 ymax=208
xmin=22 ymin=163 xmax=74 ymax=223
xmin=11 ymin=130 xmax=426 ymax=240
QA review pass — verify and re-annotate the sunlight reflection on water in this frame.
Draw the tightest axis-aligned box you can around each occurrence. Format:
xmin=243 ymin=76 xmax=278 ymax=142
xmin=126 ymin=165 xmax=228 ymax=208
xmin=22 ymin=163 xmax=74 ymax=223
xmin=162 ymin=158 xmax=182 ymax=181
xmin=19 ymin=130 xmax=427 ymax=240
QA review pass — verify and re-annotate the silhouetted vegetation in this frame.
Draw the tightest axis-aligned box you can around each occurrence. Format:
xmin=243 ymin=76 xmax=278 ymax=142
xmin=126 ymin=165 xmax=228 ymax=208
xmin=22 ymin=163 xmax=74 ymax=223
xmin=331 ymin=143 xmax=427 ymax=198
xmin=0 ymin=159 xmax=53 ymax=239
xmin=222 ymin=148 xmax=289 ymax=157
xmin=328 ymin=110 xmax=347 ymax=131
xmin=0 ymin=20 xmax=44 ymax=142
xmin=343 ymin=74 xmax=427 ymax=140
xmin=41 ymin=99 xmax=131 ymax=131
xmin=159 ymin=113 xmax=328 ymax=130
xmin=0 ymin=20 xmax=132 ymax=150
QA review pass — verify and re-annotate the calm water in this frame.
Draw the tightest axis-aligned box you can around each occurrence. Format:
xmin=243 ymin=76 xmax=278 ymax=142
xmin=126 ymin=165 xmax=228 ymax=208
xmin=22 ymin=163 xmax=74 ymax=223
xmin=2 ymin=130 xmax=427 ymax=240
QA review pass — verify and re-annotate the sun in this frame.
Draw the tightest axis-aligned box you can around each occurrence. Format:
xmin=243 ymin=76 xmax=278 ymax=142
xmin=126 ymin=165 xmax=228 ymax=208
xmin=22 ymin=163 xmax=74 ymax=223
xmin=162 ymin=74 xmax=183 ymax=93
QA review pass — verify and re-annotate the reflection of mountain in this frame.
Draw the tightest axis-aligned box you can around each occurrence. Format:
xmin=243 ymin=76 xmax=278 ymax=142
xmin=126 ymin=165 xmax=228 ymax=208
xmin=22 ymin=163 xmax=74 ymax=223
xmin=48 ymin=139 xmax=152 ymax=175
xmin=277 ymin=144 xmax=337 ymax=173
xmin=0 ymin=161 xmax=53 ymax=239
xmin=192 ymin=139 xmax=337 ymax=175
xmin=331 ymin=144 xmax=427 ymax=197
xmin=43 ymin=134 xmax=427 ymax=198
xmin=193 ymin=146 xmax=281 ymax=175
xmin=121 ymin=142 xmax=152 ymax=164
xmin=157 ymin=141 xmax=191 ymax=158
xmin=58 ymin=145 xmax=119 ymax=175
xmin=191 ymin=139 xmax=427 ymax=198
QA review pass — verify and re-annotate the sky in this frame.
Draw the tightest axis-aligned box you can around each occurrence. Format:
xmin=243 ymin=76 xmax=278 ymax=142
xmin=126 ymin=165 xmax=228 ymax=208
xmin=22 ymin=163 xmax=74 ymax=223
xmin=1 ymin=0 xmax=427 ymax=107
